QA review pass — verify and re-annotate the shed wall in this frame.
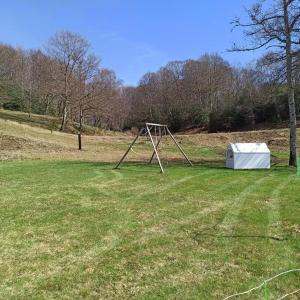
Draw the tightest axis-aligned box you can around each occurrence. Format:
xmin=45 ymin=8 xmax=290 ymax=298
xmin=233 ymin=153 xmax=270 ymax=169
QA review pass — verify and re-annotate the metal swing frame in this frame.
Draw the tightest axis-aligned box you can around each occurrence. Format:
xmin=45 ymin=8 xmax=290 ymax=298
xmin=114 ymin=123 xmax=193 ymax=173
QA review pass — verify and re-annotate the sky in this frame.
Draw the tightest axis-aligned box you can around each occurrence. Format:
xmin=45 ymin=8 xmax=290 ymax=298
xmin=0 ymin=0 xmax=262 ymax=86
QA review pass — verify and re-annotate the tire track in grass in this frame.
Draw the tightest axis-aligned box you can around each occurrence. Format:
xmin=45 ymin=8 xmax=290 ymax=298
xmin=266 ymin=175 xmax=298 ymax=296
xmin=12 ymin=168 xmax=123 ymax=211
xmin=218 ymin=176 xmax=297 ymax=300
xmin=54 ymin=170 xmax=126 ymax=207
xmin=33 ymin=171 xmax=261 ymax=297
xmin=205 ymin=174 xmax=279 ymax=299
xmin=79 ymin=169 xmax=223 ymax=222
xmin=126 ymin=171 xmax=222 ymax=201
xmin=130 ymin=171 xmax=237 ymax=241
xmin=199 ymin=172 xmax=276 ymax=277
xmin=81 ymin=176 xmax=292 ymax=296
xmin=140 ymin=174 xmax=272 ymax=300
xmin=120 ymin=173 xmax=224 ymax=197
xmin=85 ymin=170 xmax=222 ymax=250
xmin=92 ymin=170 xmax=212 ymax=212
xmin=68 ymin=170 xmax=219 ymax=257
xmin=85 ymin=167 xmax=225 ymax=201
xmin=14 ymin=172 xmax=218 ymax=297
xmin=76 ymin=169 xmax=211 ymax=210
xmin=129 ymin=177 xmax=265 ymax=295
xmin=267 ymin=176 xmax=293 ymax=242
xmin=170 ymin=178 xmax=242 ymax=228
xmin=106 ymin=172 xmax=245 ymax=246
xmin=267 ymin=175 xmax=297 ymax=297
xmin=115 ymin=176 xmax=249 ymax=294
xmin=146 ymin=176 xmax=244 ymax=234
xmin=124 ymin=169 xmax=219 ymax=202
xmin=216 ymin=174 xmax=274 ymax=239
xmin=79 ymin=169 xmax=125 ymax=190
xmin=185 ymin=178 xmax=266 ymax=238
xmin=80 ymin=167 xmax=193 ymax=196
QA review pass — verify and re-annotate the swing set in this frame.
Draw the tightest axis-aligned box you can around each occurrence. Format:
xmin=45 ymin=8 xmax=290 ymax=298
xmin=115 ymin=123 xmax=193 ymax=173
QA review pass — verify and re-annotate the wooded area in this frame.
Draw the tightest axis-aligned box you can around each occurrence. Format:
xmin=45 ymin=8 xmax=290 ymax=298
xmin=1 ymin=36 xmax=299 ymax=132
xmin=0 ymin=31 xmax=127 ymax=131
xmin=0 ymin=1 xmax=299 ymax=161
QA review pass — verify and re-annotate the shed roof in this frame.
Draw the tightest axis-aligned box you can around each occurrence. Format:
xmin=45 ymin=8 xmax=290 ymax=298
xmin=229 ymin=143 xmax=270 ymax=153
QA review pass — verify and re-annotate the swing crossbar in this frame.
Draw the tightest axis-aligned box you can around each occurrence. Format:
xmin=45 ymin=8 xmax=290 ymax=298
xmin=146 ymin=123 xmax=167 ymax=127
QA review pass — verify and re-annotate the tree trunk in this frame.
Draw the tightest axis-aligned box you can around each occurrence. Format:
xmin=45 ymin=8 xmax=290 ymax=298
xmin=28 ymin=88 xmax=32 ymax=118
xmin=78 ymin=133 xmax=82 ymax=150
xmin=287 ymin=76 xmax=297 ymax=167
xmin=78 ymin=108 xmax=83 ymax=150
xmin=60 ymin=69 xmax=69 ymax=132
xmin=44 ymin=96 xmax=50 ymax=115
xmin=60 ymin=103 xmax=67 ymax=131
xmin=284 ymin=1 xmax=297 ymax=167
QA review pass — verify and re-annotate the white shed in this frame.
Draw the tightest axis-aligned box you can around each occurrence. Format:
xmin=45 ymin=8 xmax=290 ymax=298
xmin=226 ymin=143 xmax=270 ymax=170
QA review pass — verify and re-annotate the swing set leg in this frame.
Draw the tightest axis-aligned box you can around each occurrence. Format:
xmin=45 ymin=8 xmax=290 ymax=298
xmin=166 ymin=127 xmax=193 ymax=166
xmin=149 ymin=137 xmax=162 ymax=164
xmin=114 ymin=128 xmax=144 ymax=169
xmin=146 ymin=124 xmax=164 ymax=173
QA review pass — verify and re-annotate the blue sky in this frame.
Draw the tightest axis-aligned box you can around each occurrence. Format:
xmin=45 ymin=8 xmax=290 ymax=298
xmin=0 ymin=0 xmax=261 ymax=86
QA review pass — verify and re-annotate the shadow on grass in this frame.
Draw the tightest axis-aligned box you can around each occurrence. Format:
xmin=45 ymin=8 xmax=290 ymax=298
xmin=109 ymin=161 xmax=294 ymax=175
xmin=192 ymin=232 xmax=289 ymax=243
xmin=41 ymin=159 xmax=295 ymax=175
xmin=109 ymin=159 xmax=227 ymax=174
xmin=191 ymin=215 xmax=291 ymax=243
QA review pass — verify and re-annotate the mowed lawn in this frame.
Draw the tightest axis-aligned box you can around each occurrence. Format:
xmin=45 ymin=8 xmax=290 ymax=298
xmin=0 ymin=160 xmax=299 ymax=299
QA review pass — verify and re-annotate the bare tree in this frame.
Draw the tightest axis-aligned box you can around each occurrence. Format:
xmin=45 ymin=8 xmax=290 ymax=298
xmin=0 ymin=37 xmax=128 ymax=132
xmin=230 ymin=0 xmax=300 ymax=166
xmin=89 ymin=69 xmax=126 ymax=130
xmin=72 ymin=54 xmax=100 ymax=149
xmin=46 ymin=31 xmax=91 ymax=131
xmin=0 ymin=44 xmax=23 ymax=108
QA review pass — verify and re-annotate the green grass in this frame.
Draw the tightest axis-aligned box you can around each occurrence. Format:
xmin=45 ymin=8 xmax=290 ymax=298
xmin=0 ymin=160 xmax=299 ymax=299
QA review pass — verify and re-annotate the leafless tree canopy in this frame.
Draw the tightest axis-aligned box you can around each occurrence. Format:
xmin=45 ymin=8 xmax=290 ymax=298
xmin=0 ymin=31 xmax=127 ymax=131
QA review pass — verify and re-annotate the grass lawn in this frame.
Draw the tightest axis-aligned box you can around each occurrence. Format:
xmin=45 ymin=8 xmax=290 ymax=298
xmin=0 ymin=160 xmax=299 ymax=299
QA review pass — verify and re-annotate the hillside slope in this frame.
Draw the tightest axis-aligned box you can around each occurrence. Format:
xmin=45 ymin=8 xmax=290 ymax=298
xmin=0 ymin=112 xmax=296 ymax=165
xmin=0 ymin=117 xmax=131 ymax=161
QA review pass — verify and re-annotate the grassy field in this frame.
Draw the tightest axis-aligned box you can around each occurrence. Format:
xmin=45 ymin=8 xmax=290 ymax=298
xmin=0 ymin=160 xmax=299 ymax=299
xmin=0 ymin=111 xmax=299 ymax=299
